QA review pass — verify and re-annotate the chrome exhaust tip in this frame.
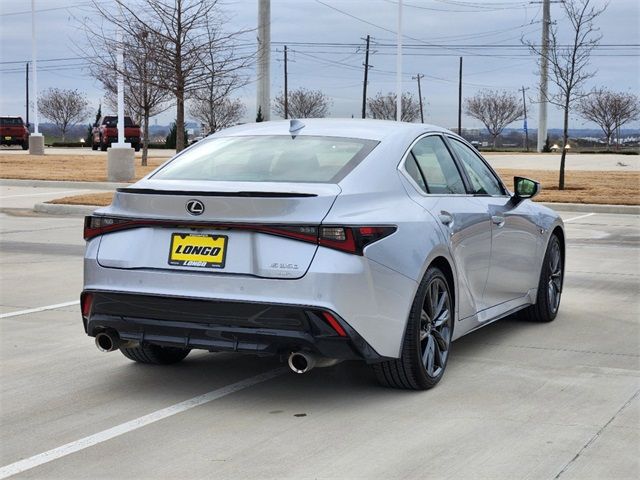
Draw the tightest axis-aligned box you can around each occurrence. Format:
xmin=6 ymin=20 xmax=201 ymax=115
xmin=95 ymin=331 xmax=119 ymax=352
xmin=288 ymin=352 xmax=315 ymax=374
xmin=287 ymin=352 xmax=341 ymax=374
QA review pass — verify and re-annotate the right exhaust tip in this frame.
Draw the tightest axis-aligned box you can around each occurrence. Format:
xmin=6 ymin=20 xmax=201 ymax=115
xmin=288 ymin=352 xmax=314 ymax=374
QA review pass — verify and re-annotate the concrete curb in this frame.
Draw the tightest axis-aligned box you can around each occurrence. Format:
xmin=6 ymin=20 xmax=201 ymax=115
xmin=34 ymin=203 xmax=98 ymax=216
xmin=1 ymin=178 xmax=129 ymax=190
xmin=538 ymin=202 xmax=640 ymax=215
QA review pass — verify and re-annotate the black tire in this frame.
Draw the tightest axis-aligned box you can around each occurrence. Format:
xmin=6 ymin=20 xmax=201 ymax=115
xmin=373 ymin=266 xmax=453 ymax=390
xmin=100 ymin=136 xmax=108 ymax=152
xmin=21 ymin=141 xmax=28 ymax=150
xmin=91 ymin=139 xmax=98 ymax=151
xmin=120 ymin=344 xmax=190 ymax=365
xmin=134 ymin=144 xmax=141 ymax=152
xmin=521 ymin=234 xmax=564 ymax=323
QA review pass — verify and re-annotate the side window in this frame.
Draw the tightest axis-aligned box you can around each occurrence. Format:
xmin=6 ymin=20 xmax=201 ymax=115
xmin=448 ymin=138 xmax=504 ymax=196
xmin=410 ymin=136 xmax=466 ymax=194
xmin=405 ymin=153 xmax=428 ymax=192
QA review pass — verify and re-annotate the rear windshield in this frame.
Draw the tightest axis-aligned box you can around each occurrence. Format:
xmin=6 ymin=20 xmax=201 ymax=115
xmin=0 ymin=118 xmax=24 ymax=126
xmin=151 ymin=135 xmax=378 ymax=183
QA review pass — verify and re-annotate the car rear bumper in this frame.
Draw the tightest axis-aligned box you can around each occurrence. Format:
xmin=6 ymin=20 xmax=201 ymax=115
xmin=82 ymin=291 xmax=384 ymax=361
xmin=83 ymin=243 xmax=418 ymax=358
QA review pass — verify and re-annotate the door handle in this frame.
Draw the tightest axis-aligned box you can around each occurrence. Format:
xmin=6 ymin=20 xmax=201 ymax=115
xmin=438 ymin=211 xmax=453 ymax=226
xmin=491 ymin=215 xmax=505 ymax=227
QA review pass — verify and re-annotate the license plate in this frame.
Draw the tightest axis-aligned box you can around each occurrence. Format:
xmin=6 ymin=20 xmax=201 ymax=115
xmin=4 ymin=136 xmax=11 ymax=140
xmin=168 ymin=233 xmax=227 ymax=268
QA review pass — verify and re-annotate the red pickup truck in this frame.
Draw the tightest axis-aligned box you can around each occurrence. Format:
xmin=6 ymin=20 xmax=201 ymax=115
xmin=0 ymin=116 xmax=29 ymax=150
xmin=91 ymin=116 xmax=141 ymax=152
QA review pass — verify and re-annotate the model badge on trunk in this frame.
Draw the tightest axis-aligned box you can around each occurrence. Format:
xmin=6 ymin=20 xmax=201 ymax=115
xmin=185 ymin=199 xmax=204 ymax=216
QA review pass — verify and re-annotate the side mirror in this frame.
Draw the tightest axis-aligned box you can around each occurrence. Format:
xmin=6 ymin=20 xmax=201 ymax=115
xmin=513 ymin=176 xmax=540 ymax=202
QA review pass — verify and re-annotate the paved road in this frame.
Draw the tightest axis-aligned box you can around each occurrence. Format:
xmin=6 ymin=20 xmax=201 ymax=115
xmin=0 ymin=195 xmax=638 ymax=479
xmin=483 ymin=153 xmax=640 ymax=172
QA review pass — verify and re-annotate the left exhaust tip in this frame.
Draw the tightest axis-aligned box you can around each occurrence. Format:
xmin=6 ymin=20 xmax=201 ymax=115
xmin=95 ymin=331 xmax=119 ymax=352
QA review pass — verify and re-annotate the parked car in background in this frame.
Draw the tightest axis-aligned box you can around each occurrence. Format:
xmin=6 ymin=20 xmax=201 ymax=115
xmin=0 ymin=116 xmax=29 ymax=150
xmin=92 ymin=116 xmax=141 ymax=152
xmin=81 ymin=119 xmax=565 ymax=390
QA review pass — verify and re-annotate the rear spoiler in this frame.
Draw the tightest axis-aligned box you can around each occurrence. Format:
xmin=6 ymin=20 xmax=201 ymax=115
xmin=116 ymin=188 xmax=317 ymax=198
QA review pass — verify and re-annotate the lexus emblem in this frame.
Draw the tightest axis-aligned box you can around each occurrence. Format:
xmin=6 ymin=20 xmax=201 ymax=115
xmin=185 ymin=199 xmax=205 ymax=216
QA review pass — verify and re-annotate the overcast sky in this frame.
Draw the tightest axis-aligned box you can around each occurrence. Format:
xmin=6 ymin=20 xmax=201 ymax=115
xmin=1 ymin=0 xmax=638 ymax=131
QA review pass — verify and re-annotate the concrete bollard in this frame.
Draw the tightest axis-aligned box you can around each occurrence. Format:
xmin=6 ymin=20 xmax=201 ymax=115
xmin=28 ymin=134 xmax=45 ymax=155
xmin=107 ymin=145 xmax=135 ymax=182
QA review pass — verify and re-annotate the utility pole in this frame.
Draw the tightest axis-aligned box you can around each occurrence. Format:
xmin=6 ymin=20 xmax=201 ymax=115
xmin=412 ymin=74 xmax=424 ymax=123
xmin=283 ymin=45 xmax=288 ymax=119
xmin=521 ymin=86 xmax=530 ymax=152
xmin=396 ymin=0 xmax=403 ymax=122
xmin=537 ymin=0 xmax=550 ymax=152
xmin=361 ymin=34 xmax=371 ymax=119
xmin=25 ymin=62 xmax=29 ymax=127
xmin=457 ymin=57 xmax=463 ymax=135
xmin=257 ymin=0 xmax=271 ymax=121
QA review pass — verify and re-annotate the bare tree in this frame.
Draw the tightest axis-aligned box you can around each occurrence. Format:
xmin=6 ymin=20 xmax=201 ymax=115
xmin=189 ymin=95 xmax=245 ymax=134
xmin=187 ymin=21 xmax=250 ymax=134
xmin=611 ymin=92 xmax=640 ymax=147
xmin=85 ymin=0 xmax=252 ymax=152
xmin=366 ymin=92 xmax=420 ymax=122
xmin=38 ymin=88 xmax=90 ymax=142
xmin=464 ymin=90 xmax=524 ymax=148
xmin=525 ymin=0 xmax=607 ymax=189
xmin=273 ymin=88 xmax=330 ymax=119
xmin=93 ymin=29 xmax=172 ymax=165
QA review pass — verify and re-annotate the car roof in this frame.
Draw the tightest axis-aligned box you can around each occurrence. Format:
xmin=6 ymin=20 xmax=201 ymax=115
xmin=211 ymin=118 xmax=451 ymax=142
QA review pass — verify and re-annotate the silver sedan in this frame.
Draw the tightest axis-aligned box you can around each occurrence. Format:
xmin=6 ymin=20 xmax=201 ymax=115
xmin=81 ymin=119 xmax=565 ymax=390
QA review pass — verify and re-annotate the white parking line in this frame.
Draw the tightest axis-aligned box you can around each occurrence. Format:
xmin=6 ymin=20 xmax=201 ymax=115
xmin=0 ymin=367 xmax=287 ymax=479
xmin=0 ymin=301 xmax=79 ymax=319
xmin=564 ymin=213 xmax=596 ymax=223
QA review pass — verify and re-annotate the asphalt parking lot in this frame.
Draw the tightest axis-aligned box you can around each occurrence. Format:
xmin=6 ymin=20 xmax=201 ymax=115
xmin=0 ymin=191 xmax=638 ymax=479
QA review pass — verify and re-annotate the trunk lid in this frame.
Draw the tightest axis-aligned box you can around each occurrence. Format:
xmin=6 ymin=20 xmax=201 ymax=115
xmin=95 ymin=179 xmax=341 ymax=279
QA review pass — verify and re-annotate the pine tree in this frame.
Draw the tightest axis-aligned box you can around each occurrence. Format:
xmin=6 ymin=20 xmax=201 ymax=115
xmin=256 ymin=106 xmax=264 ymax=123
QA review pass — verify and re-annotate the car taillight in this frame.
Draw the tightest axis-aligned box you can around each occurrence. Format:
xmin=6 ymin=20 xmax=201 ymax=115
xmin=83 ymin=215 xmax=396 ymax=255
xmin=319 ymin=226 xmax=397 ymax=255
xmin=84 ymin=215 xmax=143 ymax=240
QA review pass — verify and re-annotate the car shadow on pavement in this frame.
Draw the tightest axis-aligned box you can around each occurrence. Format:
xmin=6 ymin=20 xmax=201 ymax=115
xmin=93 ymin=313 xmax=543 ymax=404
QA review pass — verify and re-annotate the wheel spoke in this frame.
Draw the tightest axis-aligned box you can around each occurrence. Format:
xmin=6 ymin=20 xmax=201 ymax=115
xmin=433 ymin=290 xmax=447 ymax=321
xmin=422 ymin=335 xmax=435 ymax=375
xmin=431 ymin=329 xmax=449 ymax=352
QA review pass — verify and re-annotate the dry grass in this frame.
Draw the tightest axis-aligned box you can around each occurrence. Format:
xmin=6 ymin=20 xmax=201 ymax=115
xmin=49 ymin=168 xmax=639 ymax=207
xmin=0 ymin=154 xmax=165 ymax=181
xmin=49 ymin=192 xmax=114 ymax=206
xmin=496 ymin=169 xmax=640 ymax=205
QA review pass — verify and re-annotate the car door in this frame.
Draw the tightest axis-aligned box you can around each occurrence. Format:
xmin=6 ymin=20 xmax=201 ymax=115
xmin=401 ymin=134 xmax=493 ymax=320
xmin=446 ymin=136 xmax=541 ymax=310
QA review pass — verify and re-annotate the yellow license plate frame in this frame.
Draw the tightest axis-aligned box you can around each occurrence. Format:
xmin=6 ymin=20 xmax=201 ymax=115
xmin=168 ymin=233 xmax=228 ymax=268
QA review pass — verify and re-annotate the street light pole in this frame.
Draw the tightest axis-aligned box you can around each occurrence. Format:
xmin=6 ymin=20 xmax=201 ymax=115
xmin=396 ymin=0 xmax=403 ymax=122
xmin=116 ymin=28 xmax=126 ymax=146
xmin=28 ymin=0 xmax=44 ymax=155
